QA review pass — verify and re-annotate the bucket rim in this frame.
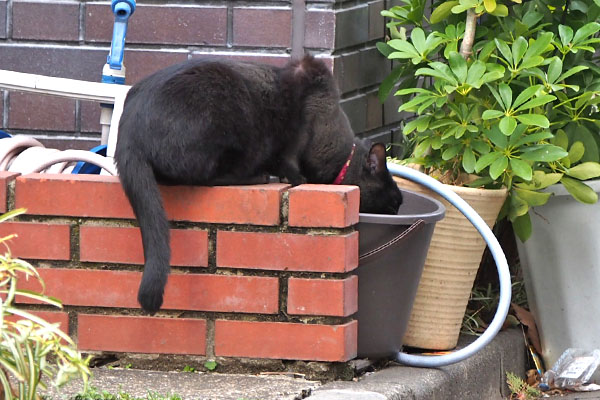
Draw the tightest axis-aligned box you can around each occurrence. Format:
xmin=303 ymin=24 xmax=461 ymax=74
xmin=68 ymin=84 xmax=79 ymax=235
xmin=359 ymin=188 xmax=445 ymax=225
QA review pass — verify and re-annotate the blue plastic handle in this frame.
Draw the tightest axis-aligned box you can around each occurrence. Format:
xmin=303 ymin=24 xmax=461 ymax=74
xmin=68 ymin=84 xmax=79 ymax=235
xmin=107 ymin=0 xmax=136 ymax=70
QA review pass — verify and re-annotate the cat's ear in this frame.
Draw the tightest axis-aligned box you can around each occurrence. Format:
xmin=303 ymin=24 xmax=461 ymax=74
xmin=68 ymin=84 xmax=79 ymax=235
xmin=282 ymin=55 xmax=332 ymax=91
xmin=367 ymin=143 xmax=388 ymax=175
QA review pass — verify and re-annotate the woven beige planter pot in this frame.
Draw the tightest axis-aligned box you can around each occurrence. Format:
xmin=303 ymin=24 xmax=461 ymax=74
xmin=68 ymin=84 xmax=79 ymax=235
xmin=395 ymin=178 xmax=508 ymax=350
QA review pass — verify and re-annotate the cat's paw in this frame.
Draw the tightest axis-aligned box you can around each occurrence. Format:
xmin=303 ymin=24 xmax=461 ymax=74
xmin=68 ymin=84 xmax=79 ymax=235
xmin=289 ymin=176 xmax=307 ymax=186
xmin=138 ymin=286 xmax=164 ymax=315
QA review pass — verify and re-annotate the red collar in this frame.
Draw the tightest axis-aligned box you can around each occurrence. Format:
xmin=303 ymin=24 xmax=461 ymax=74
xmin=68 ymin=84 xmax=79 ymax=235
xmin=333 ymin=143 xmax=356 ymax=184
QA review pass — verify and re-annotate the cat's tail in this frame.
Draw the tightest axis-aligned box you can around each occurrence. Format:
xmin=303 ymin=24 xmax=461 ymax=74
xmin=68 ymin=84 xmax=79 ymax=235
xmin=116 ymin=151 xmax=170 ymax=314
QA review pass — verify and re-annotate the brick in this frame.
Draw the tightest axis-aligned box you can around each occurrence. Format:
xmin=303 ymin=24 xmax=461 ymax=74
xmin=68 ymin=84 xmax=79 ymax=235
xmin=366 ymin=90 xmax=383 ymax=131
xmin=335 ymin=4 xmax=369 ymax=50
xmin=78 ymin=314 xmax=206 ymax=355
xmin=80 ymin=226 xmax=209 ymax=267
xmin=161 ymin=183 xmax=288 ymax=225
xmin=190 ymin=52 xmax=291 ymax=68
xmin=17 ymin=268 xmax=279 ymax=313
xmin=305 ymin=9 xmax=335 ymax=49
xmin=7 ymin=311 xmax=69 ymax=335
xmin=0 ymin=171 xmax=19 ymax=213
xmin=85 ymin=4 xmax=227 ymax=46
xmin=217 ymin=231 xmax=359 ymax=273
xmin=8 ymin=92 xmax=76 ymax=132
xmin=215 ymin=320 xmax=357 ymax=361
xmin=287 ymin=276 xmax=358 ymax=316
xmin=0 ymin=1 xmax=6 ymax=39
xmin=36 ymin=137 xmax=99 ymax=151
xmin=123 ymin=50 xmax=189 ymax=85
xmin=12 ymin=1 xmax=79 ymax=41
xmin=0 ymin=45 xmax=106 ymax=81
xmin=288 ymin=184 xmax=359 ymax=228
xmin=341 ymin=94 xmax=367 ymax=133
xmin=369 ymin=0 xmax=386 ymax=41
xmin=0 ymin=222 xmax=70 ymax=260
xmin=15 ymin=174 xmax=133 ymax=219
xmin=15 ymin=174 xmax=288 ymax=225
xmin=80 ymin=101 xmax=102 ymax=133
xmin=233 ymin=8 xmax=292 ymax=47
xmin=163 ymin=274 xmax=279 ymax=314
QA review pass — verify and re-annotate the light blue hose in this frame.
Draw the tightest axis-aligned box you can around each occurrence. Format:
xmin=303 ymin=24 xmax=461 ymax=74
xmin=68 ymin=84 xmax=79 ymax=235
xmin=387 ymin=163 xmax=512 ymax=368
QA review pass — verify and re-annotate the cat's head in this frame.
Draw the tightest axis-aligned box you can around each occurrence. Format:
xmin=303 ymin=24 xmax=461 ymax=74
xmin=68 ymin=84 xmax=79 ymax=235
xmin=352 ymin=142 xmax=403 ymax=215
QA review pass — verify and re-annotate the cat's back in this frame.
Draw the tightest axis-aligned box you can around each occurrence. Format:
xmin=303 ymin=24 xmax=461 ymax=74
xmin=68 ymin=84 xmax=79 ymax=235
xmin=128 ymin=59 xmax=277 ymax=101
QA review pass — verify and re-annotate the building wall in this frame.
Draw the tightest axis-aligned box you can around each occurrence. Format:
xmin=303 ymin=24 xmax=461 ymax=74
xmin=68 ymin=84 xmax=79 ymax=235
xmin=0 ymin=0 xmax=402 ymax=150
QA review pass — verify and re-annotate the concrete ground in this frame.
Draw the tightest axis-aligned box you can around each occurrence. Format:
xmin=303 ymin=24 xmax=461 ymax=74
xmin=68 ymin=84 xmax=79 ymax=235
xmin=44 ymin=328 xmax=529 ymax=400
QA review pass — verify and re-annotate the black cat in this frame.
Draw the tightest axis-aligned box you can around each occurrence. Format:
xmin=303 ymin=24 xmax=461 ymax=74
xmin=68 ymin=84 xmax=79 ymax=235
xmin=114 ymin=55 xmax=402 ymax=313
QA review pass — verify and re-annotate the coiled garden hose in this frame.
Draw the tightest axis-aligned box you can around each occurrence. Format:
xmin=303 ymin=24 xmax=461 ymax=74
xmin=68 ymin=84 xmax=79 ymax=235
xmin=387 ymin=163 xmax=511 ymax=368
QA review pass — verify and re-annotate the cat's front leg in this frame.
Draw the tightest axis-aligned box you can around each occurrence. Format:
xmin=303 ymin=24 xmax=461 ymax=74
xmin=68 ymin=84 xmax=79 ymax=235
xmin=277 ymin=159 xmax=307 ymax=186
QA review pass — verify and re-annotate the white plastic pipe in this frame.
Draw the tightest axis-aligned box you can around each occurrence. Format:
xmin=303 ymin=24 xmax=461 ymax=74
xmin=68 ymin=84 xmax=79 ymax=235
xmin=28 ymin=150 xmax=118 ymax=176
xmin=387 ymin=163 xmax=511 ymax=367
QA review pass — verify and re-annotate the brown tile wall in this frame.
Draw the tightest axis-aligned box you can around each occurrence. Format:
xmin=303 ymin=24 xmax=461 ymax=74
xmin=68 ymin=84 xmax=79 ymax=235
xmin=0 ymin=0 xmax=401 ymax=149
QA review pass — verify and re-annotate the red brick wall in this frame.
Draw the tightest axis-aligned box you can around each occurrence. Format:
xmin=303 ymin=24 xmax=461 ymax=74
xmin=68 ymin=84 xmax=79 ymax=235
xmin=0 ymin=0 xmax=401 ymax=150
xmin=0 ymin=171 xmax=360 ymax=363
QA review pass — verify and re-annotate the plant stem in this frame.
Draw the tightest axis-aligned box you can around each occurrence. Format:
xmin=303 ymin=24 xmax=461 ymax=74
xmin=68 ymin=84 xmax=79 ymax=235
xmin=460 ymin=9 xmax=478 ymax=59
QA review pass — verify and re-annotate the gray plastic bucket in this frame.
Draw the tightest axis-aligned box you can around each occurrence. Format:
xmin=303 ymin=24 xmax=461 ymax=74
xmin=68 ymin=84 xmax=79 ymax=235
xmin=356 ymin=189 xmax=445 ymax=359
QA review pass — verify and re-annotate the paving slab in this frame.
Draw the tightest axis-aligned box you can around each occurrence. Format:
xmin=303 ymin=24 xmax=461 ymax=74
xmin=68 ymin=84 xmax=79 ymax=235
xmin=45 ymin=329 xmax=526 ymax=400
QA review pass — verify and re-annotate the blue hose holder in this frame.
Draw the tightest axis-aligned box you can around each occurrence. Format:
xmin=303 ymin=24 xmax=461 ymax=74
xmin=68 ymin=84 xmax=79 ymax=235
xmin=102 ymin=0 xmax=136 ymax=84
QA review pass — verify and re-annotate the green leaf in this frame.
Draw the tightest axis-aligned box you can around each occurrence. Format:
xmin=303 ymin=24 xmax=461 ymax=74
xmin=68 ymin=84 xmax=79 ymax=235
xmin=378 ymin=66 xmax=405 ymax=103
xmin=466 ymin=60 xmax=487 ymax=87
xmin=553 ymin=129 xmax=569 ymax=150
xmin=515 ymin=113 xmax=550 ymax=128
xmin=513 ymin=187 xmax=551 ymax=206
xmin=515 ymin=94 xmax=556 ymax=112
xmin=567 ymin=124 xmax=599 ymax=162
xmin=520 ymin=145 xmax=569 ymax=161
xmin=485 ymin=125 xmax=508 ymax=148
xmin=431 ymin=1 xmax=459 ymax=24
xmin=514 ymin=130 xmax=554 ymax=147
xmin=512 ymin=213 xmax=532 ymax=242
xmin=499 ymin=116 xmax=517 ymax=136
xmin=495 ymin=39 xmax=513 ymax=66
xmin=518 ymin=56 xmax=545 ymax=70
xmin=512 ymin=85 xmax=542 ymax=110
xmin=475 ymin=151 xmax=503 ymax=172
xmin=490 ymin=155 xmax=509 ymax=179
xmin=413 ymin=139 xmax=431 ymax=156
xmin=518 ymin=171 xmax=564 ymax=190
xmin=483 ymin=0 xmax=496 ymax=12
xmin=449 ymin=51 xmax=468 ymax=83
xmin=204 ymin=360 xmax=218 ymax=371
xmin=509 ymin=192 xmax=530 ymax=219
xmin=489 ymin=4 xmax=508 ymax=16
xmin=568 ymin=141 xmax=585 ymax=163
xmin=482 ymin=110 xmax=504 ymax=120
xmin=572 ymin=22 xmax=600 ymax=45
xmin=559 ymin=25 xmax=574 ymax=47
xmin=442 ymin=145 xmax=462 ymax=160
xmin=557 ymin=65 xmax=589 ymax=82
xmin=510 ymin=158 xmax=533 ymax=181
xmin=498 ymin=84 xmax=513 ymax=110
xmin=561 ymin=176 xmax=599 ymax=203
xmin=512 ymin=37 xmax=528 ymax=66
xmin=416 ymin=63 xmax=458 ymax=85
xmin=547 ymin=57 xmax=562 ymax=84
xmin=523 ymin=32 xmax=553 ymax=60
xmin=376 ymin=42 xmax=394 ymax=58
xmin=565 ymin=162 xmax=600 ymax=180
xmin=411 ymin=28 xmax=427 ymax=55
xmin=462 ymin=148 xmax=476 ymax=173
xmin=388 ymin=40 xmax=420 ymax=58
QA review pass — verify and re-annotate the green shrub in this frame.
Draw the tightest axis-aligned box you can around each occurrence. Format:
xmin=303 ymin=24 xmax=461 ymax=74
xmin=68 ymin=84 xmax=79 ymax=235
xmin=0 ymin=209 xmax=90 ymax=399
